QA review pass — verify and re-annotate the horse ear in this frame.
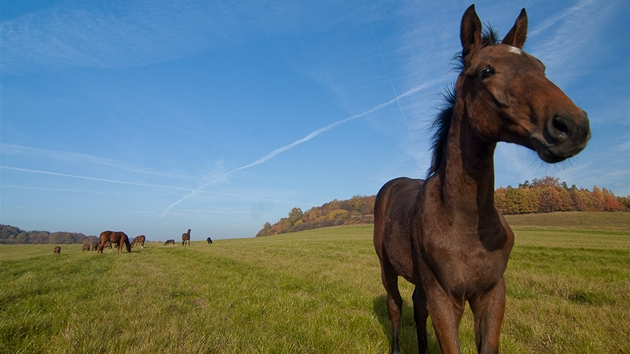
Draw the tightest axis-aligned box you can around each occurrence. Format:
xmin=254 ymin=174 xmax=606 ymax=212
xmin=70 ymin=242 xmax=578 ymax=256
xmin=460 ymin=4 xmax=483 ymax=60
xmin=502 ymin=8 xmax=528 ymax=48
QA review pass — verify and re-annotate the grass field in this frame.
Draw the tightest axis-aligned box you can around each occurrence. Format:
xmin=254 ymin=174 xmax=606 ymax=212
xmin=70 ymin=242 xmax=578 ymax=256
xmin=1 ymin=212 xmax=628 ymax=353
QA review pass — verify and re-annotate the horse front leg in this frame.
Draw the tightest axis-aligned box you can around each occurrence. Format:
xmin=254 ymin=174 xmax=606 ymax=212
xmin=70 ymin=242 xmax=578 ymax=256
xmin=469 ymin=277 xmax=506 ymax=354
xmin=412 ymin=286 xmax=429 ymax=354
xmin=426 ymin=288 xmax=465 ymax=354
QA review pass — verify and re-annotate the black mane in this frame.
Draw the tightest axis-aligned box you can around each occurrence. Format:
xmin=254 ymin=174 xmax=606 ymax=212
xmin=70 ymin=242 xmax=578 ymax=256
xmin=427 ymin=27 xmax=500 ymax=177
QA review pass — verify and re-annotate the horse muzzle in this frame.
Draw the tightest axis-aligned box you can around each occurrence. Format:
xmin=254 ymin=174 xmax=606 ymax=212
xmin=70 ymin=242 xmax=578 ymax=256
xmin=531 ymin=110 xmax=591 ymax=163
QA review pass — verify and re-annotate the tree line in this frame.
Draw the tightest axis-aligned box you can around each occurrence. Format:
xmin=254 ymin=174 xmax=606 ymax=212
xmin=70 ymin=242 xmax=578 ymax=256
xmin=494 ymin=176 xmax=628 ymax=214
xmin=256 ymin=176 xmax=629 ymax=237
xmin=0 ymin=225 xmax=97 ymax=245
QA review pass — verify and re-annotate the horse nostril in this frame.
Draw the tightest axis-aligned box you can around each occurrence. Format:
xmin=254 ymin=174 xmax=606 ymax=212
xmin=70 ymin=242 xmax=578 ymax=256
xmin=553 ymin=116 xmax=569 ymax=136
xmin=546 ymin=115 xmax=570 ymax=142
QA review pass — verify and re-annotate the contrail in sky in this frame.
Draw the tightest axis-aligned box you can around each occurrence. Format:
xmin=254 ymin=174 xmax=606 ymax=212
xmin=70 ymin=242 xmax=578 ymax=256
xmin=234 ymin=80 xmax=438 ymax=173
xmin=161 ymin=81 xmax=438 ymax=215
xmin=235 ymin=80 xmax=438 ymax=174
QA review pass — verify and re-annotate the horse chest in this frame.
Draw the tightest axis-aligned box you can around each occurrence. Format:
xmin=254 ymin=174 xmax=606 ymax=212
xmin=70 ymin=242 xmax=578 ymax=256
xmin=420 ymin=230 xmax=510 ymax=298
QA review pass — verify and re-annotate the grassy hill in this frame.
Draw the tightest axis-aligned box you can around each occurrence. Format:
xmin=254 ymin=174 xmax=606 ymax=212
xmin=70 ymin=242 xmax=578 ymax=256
xmin=504 ymin=211 xmax=630 ymax=231
xmin=1 ymin=212 xmax=628 ymax=353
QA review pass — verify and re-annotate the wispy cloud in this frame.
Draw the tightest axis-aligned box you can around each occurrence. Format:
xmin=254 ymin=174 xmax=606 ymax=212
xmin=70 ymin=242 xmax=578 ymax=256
xmin=0 ymin=3 xmax=220 ymax=73
xmin=0 ymin=1 xmax=369 ymax=74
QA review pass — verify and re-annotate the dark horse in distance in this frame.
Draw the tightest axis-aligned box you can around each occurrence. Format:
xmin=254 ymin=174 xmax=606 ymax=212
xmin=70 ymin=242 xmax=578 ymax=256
xmin=207 ymin=237 xmax=213 ymax=244
xmin=373 ymin=5 xmax=590 ymax=354
xmin=97 ymin=231 xmax=132 ymax=254
xmin=182 ymin=229 xmax=191 ymax=246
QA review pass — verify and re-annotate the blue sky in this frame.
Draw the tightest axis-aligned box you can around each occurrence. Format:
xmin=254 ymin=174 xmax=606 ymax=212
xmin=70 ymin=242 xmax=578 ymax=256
xmin=1 ymin=0 xmax=628 ymax=240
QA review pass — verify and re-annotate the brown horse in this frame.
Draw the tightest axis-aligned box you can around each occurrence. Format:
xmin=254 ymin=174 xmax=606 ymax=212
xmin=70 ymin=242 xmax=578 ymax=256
xmin=373 ymin=5 xmax=590 ymax=354
xmin=53 ymin=246 xmax=61 ymax=254
xmin=182 ymin=229 xmax=191 ymax=246
xmin=82 ymin=244 xmax=91 ymax=251
xmin=92 ymin=241 xmax=99 ymax=251
xmin=131 ymin=235 xmax=146 ymax=248
xmin=97 ymin=231 xmax=132 ymax=254
xmin=164 ymin=239 xmax=175 ymax=246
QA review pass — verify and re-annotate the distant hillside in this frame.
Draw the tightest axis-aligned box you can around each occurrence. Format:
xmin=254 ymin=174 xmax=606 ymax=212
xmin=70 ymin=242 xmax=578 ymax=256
xmin=256 ymin=195 xmax=375 ymax=237
xmin=257 ymin=176 xmax=629 ymax=237
xmin=0 ymin=224 xmax=97 ymax=245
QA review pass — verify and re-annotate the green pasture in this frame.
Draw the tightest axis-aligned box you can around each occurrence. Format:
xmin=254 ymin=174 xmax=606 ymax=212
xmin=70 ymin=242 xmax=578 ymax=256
xmin=0 ymin=212 xmax=628 ymax=353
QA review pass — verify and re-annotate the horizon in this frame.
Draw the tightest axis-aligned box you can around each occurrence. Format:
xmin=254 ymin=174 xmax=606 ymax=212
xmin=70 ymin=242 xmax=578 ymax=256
xmin=1 ymin=178 xmax=625 ymax=240
xmin=1 ymin=0 xmax=628 ymax=240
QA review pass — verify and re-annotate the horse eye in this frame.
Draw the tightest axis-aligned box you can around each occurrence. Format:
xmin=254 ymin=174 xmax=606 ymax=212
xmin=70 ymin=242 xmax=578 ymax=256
xmin=479 ymin=66 xmax=495 ymax=80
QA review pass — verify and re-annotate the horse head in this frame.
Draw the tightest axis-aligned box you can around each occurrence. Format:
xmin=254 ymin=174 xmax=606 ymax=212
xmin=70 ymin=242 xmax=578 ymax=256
xmin=458 ymin=5 xmax=590 ymax=163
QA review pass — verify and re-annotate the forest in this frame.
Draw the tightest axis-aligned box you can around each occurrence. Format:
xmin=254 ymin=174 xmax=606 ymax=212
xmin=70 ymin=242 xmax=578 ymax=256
xmin=256 ymin=176 xmax=629 ymax=237
xmin=0 ymin=225 xmax=97 ymax=245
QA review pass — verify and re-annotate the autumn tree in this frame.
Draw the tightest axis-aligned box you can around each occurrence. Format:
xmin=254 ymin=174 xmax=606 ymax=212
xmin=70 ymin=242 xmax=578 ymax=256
xmin=286 ymin=207 xmax=304 ymax=229
xmin=16 ymin=232 xmax=28 ymax=244
xmin=557 ymin=187 xmax=573 ymax=211
xmin=327 ymin=209 xmax=349 ymax=221
xmin=603 ymin=190 xmax=623 ymax=211
xmin=570 ymin=188 xmax=592 ymax=211
xmin=591 ymin=186 xmax=606 ymax=211
xmin=617 ymin=196 xmax=630 ymax=210
xmin=256 ymin=222 xmax=273 ymax=237
xmin=538 ymin=187 xmax=561 ymax=213
xmin=532 ymin=176 xmax=561 ymax=188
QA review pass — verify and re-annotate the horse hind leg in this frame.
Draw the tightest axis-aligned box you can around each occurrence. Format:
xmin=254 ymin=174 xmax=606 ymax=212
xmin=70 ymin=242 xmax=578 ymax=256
xmin=412 ymin=286 xmax=429 ymax=354
xmin=381 ymin=267 xmax=404 ymax=354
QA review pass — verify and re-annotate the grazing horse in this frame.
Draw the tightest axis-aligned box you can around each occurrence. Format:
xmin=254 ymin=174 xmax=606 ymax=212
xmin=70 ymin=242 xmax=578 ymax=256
xmin=164 ymin=239 xmax=175 ymax=246
xmin=131 ymin=235 xmax=146 ymax=248
xmin=82 ymin=244 xmax=91 ymax=251
xmin=53 ymin=246 xmax=61 ymax=254
xmin=182 ymin=229 xmax=191 ymax=246
xmin=92 ymin=241 xmax=99 ymax=251
xmin=207 ymin=237 xmax=213 ymax=244
xmin=373 ymin=5 xmax=590 ymax=354
xmin=97 ymin=231 xmax=132 ymax=254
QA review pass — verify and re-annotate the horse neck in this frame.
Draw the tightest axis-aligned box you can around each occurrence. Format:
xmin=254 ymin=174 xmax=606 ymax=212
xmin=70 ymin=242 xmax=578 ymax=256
xmin=435 ymin=102 xmax=497 ymax=215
